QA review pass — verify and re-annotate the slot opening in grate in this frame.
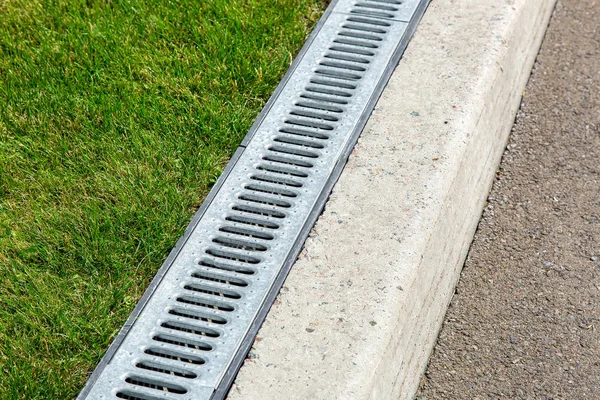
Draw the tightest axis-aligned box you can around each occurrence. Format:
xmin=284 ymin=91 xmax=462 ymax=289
xmin=218 ymin=225 xmax=275 ymax=240
xmin=116 ymin=390 xmax=164 ymax=400
xmin=329 ymin=45 xmax=376 ymax=56
xmin=212 ymin=236 xmax=269 ymax=252
xmin=332 ymin=38 xmax=379 ymax=49
xmin=317 ymin=60 xmax=367 ymax=72
xmin=289 ymin=108 xmax=340 ymax=121
xmin=205 ymin=247 xmax=264 ymax=263
xmin=176 ymin=295 xmax=235 ymax=312
xmin=305 ymin=85 xmax=354 ymax=98
xmin=338 ymin=31 xmax=383 ymax=42
xmin=249 ymin=174 xmax=304 ymax=188
xmin=124 ymin=375 xmax=187 ymax=394
xmin=160 ymin=321 xmax=221 ymax=338
xmin=284 ymin=117 xmax=336 ymax=131
xmin=238 ymin=194 xmax=293 ymax=208
xmin=310 ymin=77 xmax=358 ymax=89
xmin=274 ymin=136 xmax=326 ymax=150
xmin=314 ymin=68 xmax=364 ymax=81
xmin=198 ymin=258 xmax=257 ymax=275
xmin=349 ymin=9 xmax=395 ymax=18
xmin=295 ymin=100 xmax=346 ymax=112
xmin=168 ymin=308 xmax=228 ymax=325
xmin=298 ymin=93 xmax=349 ymax=106
xmin=191 ymin=270 xmax=249 ymax=287
xmin=355 ymin=2 xmax=399 ymax=11
xmin=346 ymin=16 xmax=392 ymax=26
xmin=244 ymin=182 xmax=300 ymax=197
xmin=135 ymin=361 xmax=198 ymax=379
xmin=279 ymin=126 xmax=331 ymax=139
xmin=224 ymin=214 xmax=281 ymax=230
xmin=152 ymin=333 xmax=214 ymax=351
xmin=183 ymin=282 xmax=243 ymax=299
xmin=256 ymin=164 xmax=310 ymax=177
xmin=230 ymin=203 xmax=288 ymax=218
xmin=145 ymin=347 xmax=209 ymax=363
xmin=341 ymin=23 xmax=387 ymax=34
xmin=365 ymin=0 xmax=403 ymax=4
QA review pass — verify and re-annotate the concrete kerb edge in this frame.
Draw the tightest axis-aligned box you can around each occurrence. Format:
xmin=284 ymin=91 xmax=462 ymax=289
xmin=228 ymin=0 xmax=558 ymax=399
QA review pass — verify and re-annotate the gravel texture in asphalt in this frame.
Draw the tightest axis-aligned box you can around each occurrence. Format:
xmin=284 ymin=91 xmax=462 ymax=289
xmin=417 ymin=0 xmax=600 ymax=398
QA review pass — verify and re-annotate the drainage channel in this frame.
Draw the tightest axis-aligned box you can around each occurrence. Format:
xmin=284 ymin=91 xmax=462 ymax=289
xmin=79 ymin=0 xmax=430 ymax=399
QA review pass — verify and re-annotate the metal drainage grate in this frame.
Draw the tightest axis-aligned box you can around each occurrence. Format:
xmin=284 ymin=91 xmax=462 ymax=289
xmin=79 ymin=0 xmax=430 ymax=399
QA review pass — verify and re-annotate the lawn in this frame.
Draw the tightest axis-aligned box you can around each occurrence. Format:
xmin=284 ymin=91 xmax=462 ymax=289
xmin=0 ymin=0 xmax=325 ymax=397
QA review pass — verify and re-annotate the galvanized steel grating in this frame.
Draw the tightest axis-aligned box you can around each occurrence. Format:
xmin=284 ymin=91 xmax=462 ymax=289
xmin=79 ymin=0 xmax=430 ymax=399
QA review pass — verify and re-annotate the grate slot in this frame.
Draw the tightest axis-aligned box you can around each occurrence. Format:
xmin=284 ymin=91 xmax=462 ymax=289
xmin=294 ymin=100 xmax=346 ymax=112
xmin=274 ymin=136 xmax=326 ymax=150
xmin=341 ymin=23 xmax=387 ymax=34
xmin=135 ymin=361 xmax=198 ymax=379
xmin=218 ymin=225 xmax=275 ymax=240
xmin=332 ymin=37 xmax=379 ymax=49
xmin=160 ymin=321 xmax=221 ymax=338
xmin=256 ymin=164 xmax=310 ymax=178
xmin=310 ymin=77 xmax=358 ymax=89
xmin=278 ymin=126 xmax=331 ymax=140
xmin=239 ymin=193 xmax=293 ymax=208
xmin=338 ymin=31 xmax=384 ymax=42
xmin=244 ymin=182 xmax=300 ymax=197
xmin=289 ymin=108 xmax=340 ymax=121
xmin=262 ymin=155 xmax=314 ymax=169
xmin=116 ymin=390 xmax=164 ymax=400
xmin=176 ymin=296 xmax=235 ymax=312
xmin=305 ymin=85 xmax=354 ymax=98
xmin=205 ymin=247 xmax=263 ymax=263
xmin=270 ymin=145 xmax=319 ymax=160
xmin=299 ymin=92 xmax=350 ymax=105
xmin=355 ymin=2 xmax=399 ymax=11
xmin=212 ymin=236 xmax=268 ymax=252
xmin=224 ymin=214 xmax=280 ymax=230
xmin=328 ymin=45 xmax=376 ymax=56
xmin=152 ymin=333 xmax=214 ymax=351
xmin=184 ymin=282 xmax=243 ymax=299
xmin=176 ymin=295 xmax=235 ymax=312
xmin=267 ymin=144 xmax=321 ymax=159
xmin=314 ymin=68 xmax=363 ymax=81
xmin=346 ymin=16 xmax=392 ymax=26
xmin=168 ymin=308 xmax=228 ymax=325
xmin=349 ymin=9 xmax=395 ymax=19
xmin=191 ymin=270 xmax=249 ymax=287
xmin=274 ymin=135 xmax=326 ymax=150
xmin=365 ymin=0 xmax=403 ymax=4
xmin=146 ymin=347 xmax=206 ymax=363
xmin=250 ymin=173 xmax=304 ymax=188
xmin=145 ymin=347 xmax=207 ymax=364
xmin=323 ymin=53 xmax=371 ymax=65
xmin=317 ymin=60 xmax=366 ymax=72
xmin=198 ymin=258 xmax=257 ymax=274
xmin=124 ymin=375 xmax=187 ymax=394
xmin=284 ymin=117 xmax=336 ymax=131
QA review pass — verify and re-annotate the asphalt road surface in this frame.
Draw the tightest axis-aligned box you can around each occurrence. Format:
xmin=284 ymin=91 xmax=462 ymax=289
xmin=417 ymin=0 xmax=600 ymax=398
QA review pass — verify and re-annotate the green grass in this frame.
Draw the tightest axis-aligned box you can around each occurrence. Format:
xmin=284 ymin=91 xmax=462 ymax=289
xmin=0 ymin=0 xmax=325 ymax=397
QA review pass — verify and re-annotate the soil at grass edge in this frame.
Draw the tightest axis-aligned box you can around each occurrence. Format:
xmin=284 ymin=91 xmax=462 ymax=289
xmin=417 ymin=0 xmax=600 ymax=398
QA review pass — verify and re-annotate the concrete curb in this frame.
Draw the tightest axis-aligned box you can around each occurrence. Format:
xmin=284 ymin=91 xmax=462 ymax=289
xmin=228 ymin=0 xmax=557 ymax=399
